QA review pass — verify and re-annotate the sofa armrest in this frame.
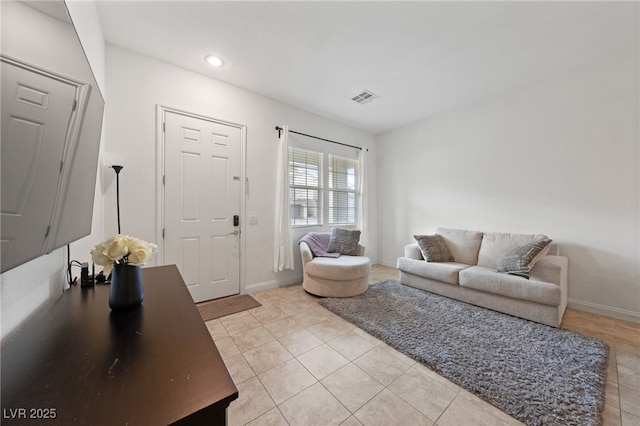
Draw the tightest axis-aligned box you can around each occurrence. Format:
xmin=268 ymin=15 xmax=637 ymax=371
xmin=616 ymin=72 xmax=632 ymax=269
xmin=404 ymin=243 xmax=423 ymax=260
xmin=530 ymin=255 xmax=568 ymax=314
xmin=356 ymin=243 xmax=366 ymax=256
xmin=299 ymin=241 xmax=314 ymax=266
xmin=530 ymin=255 xmax=567 ymax=285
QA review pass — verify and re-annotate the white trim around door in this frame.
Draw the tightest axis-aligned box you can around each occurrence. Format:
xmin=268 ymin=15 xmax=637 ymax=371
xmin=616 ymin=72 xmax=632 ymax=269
xmin=156 ymin=105 xmax=247 ymax=298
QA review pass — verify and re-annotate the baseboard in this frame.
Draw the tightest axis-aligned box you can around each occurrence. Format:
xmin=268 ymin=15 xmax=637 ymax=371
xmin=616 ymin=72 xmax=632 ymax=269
xmin=380 ymin=259 xmax=397 ymax=269
xmin=243 ymin=275 xmax=303 ymax=294
xmin=567 ymin=298 xmax=640 ymax=323
xmin=243 ymin=280 xmax=279 ymax=294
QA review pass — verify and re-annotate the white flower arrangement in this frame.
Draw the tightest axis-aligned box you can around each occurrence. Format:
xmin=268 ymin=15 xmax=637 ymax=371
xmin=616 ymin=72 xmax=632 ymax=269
xmin=91 ymin=234 xmax=158 ymax=276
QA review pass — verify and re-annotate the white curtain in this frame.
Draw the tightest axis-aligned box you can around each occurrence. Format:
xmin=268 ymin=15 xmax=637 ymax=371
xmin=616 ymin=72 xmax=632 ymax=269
xmin=358 ymin=148 xmax=368 ymax=249
xmin=273 ymin=125 xmax=294 ymax=272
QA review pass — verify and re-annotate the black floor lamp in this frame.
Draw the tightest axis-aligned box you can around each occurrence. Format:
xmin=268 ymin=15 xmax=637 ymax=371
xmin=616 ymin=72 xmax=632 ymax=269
xmin=111 ymin=165 xmax=123 ymax=234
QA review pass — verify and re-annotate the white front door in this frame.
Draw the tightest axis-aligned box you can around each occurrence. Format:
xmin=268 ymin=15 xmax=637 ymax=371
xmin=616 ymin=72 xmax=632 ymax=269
xmin=163 ymin=110 xmax=242 ymax=302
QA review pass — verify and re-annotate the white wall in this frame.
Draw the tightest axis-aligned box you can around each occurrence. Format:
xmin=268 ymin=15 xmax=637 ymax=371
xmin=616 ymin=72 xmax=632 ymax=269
xmin=1 ymin=0 xmax=106 ymax=342
xmin=66 ymin=0 xmax=107 ymax=265
xmin=377 ymin=48 xmax=639 ymax=321
xmin=103 ymin=45 xmax=377 ymax=292
xmin=0 ymin=251 xmax=66 ymax=341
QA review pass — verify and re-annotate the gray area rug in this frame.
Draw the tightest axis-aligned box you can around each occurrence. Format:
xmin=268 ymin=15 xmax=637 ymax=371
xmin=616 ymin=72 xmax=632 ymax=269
xmin=318 ymin=280 xmax=609 ymax=426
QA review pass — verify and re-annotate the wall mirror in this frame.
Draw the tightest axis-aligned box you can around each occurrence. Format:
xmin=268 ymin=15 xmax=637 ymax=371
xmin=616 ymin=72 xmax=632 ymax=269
xmin=1 ymin=0 xmax=105 ymax=273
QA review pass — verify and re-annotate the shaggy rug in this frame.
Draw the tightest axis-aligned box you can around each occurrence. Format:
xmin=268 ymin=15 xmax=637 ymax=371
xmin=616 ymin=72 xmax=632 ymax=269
xmin=318 ymin=280 xmax=609 ymax=426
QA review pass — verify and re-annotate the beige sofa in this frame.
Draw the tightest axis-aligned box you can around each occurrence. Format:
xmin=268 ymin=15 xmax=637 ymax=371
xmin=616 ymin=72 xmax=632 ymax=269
xmin=397 ymin=228 xmax=568 ymax=327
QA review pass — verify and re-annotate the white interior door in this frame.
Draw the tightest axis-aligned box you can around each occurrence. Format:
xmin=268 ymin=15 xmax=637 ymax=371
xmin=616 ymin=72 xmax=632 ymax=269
xmin=163 ymin=110 xmax=241 ymax=302
xmin=1 ymin=58 xmax=77 ymax=271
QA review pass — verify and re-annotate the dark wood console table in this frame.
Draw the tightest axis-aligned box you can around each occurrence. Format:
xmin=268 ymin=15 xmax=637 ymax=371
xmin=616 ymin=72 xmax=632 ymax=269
xmin=1 ymin=265 xmax=238 ymax=425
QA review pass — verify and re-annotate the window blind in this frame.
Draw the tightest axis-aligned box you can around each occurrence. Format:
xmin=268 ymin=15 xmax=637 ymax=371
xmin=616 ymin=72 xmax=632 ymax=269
xmin=288 ymin=147 xmax=359 ymax=227
xmin=329 ymin=155 xmax=358 ymax=224
xmin=289 ymin=148 xmax=322 ymax=226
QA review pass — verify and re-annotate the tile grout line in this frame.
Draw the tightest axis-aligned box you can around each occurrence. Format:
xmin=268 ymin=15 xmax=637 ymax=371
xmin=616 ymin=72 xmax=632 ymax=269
xmin=241 ymin=305 xmax=344 ymax=425
xmin=243 ymin=294 xmax=422 ymax=425
xmin=252 ymin=286 xmax=443 ymax=425
xmin=227 ymin=269 xmax=636 ymax=426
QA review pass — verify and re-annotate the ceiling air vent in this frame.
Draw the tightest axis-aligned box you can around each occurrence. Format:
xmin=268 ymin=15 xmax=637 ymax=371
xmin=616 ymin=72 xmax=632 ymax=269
xmin=351 ymin=90 xmax=379 ymax=105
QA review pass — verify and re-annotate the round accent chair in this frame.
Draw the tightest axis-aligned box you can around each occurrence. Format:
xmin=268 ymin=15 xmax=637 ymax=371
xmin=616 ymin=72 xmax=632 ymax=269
xmin=299 ymin=237 xmax=371 ymax=298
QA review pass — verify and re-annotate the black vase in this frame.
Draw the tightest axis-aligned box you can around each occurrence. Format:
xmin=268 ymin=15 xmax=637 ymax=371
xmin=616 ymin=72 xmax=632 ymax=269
xmin=109 ymin=264 xmax=144 ymax=310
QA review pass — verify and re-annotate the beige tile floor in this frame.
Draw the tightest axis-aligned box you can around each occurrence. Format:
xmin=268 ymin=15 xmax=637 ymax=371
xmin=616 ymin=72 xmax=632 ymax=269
xmin=206 ymin=265 xmax=640 ymax=426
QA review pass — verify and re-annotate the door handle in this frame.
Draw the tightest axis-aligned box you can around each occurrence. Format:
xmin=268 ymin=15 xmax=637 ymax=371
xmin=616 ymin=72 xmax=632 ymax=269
xmin=229 ymin=230 xmax=239 ymax=235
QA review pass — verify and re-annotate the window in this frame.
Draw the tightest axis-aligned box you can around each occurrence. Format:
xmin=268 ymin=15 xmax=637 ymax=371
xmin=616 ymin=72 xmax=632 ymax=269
xmin=329 ymin=155 xmax=357 ymax=224
xmin=289 ymin=148 xmax=321 ymax=226
xmin=289 ymin=147 xmax=359 ymax=227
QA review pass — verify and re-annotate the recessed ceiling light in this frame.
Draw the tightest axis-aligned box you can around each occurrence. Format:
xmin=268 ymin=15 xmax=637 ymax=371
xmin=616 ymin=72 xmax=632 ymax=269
xmin=205 ymin=55 xmax=224 ymax=67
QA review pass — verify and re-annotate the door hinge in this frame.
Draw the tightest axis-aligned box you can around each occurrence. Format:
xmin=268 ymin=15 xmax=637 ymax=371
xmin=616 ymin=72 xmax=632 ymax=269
xmin=162 ymin=175 xmax=166 ymax=185
xmin=163 ymin=122 xmax=166 ymax=132
xmin=72 ymin=99 xmax=77 ymax=111
xmin=60 ymin=161 xmax=64 ymax=173
xmin=162 ymin=228 xmax=165 ymax=239
xmin=44 ymin=225 xmax=51 ymax=238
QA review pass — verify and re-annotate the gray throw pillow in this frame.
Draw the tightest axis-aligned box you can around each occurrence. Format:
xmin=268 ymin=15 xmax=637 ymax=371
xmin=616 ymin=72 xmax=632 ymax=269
xmin=328 ymin=228 xmax=361 ymax=255
xmin=414 ymin=234 xmax=454 ymax=262
xmin=496 ymin=239 xmax=552 ymax=276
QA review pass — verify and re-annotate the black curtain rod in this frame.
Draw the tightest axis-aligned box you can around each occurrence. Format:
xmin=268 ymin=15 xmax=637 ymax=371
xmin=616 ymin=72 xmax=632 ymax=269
xmin=275 ymin=126 xmax=363 ymax=151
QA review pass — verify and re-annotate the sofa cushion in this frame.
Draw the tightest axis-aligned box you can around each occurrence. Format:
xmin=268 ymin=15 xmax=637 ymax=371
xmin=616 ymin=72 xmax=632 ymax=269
xmin=414 ymin=235 xmax=454 ymax=262
xmin=306 ymin=255 xmax=370 ymax=281
xmin=328 ymin=228 xmax=361 ymax=255
xmin=477 ymin=232 xmax=550 ymax=269
xmin=437 ymin=228 xmax=483 ymax=265
xmin=496 ymin=239 xmax=552 ymax=276
xmin=459 ymin=266 xmax=560 ymax=306
xmin=397 ymin=257 xmax=469 ymax=285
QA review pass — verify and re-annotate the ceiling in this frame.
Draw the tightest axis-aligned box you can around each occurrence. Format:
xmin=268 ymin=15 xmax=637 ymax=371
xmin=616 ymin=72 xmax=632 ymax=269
xmin=95 ymin=1 xmax=638 ymax=134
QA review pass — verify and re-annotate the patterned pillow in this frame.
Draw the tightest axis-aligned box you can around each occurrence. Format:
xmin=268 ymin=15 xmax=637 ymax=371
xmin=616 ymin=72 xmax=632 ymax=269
xmin=496 ymin=239 xmax=552 ymax=276
xmin=328 ymin=228 xmax=361 ymax=255
xmin=414 ymin=234 xmax=454 ymax=262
